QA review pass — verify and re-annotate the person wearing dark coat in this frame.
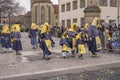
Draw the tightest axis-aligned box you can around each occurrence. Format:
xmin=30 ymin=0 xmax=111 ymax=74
xmin=1 ymin=26 xmax=12 ymax=53
xmin=11 ymin=23 xmax=22 ymax=55
xmin=88 ymin=18 xmax=102 ymax=56
xmin=40 ymin=23 xmax=55 ymax=60
xmin=29 ymin=23 xmax=39 ymax=49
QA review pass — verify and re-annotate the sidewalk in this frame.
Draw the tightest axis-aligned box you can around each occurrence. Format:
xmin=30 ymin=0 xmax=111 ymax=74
xmin=0 ymin=33 xmax=120 ymax=80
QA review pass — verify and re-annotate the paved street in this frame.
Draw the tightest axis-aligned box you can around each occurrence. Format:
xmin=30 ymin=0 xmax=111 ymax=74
xmin=38 ymin=68 xmax=120 ymax=80
xmin=0 ymin=32 xmax=120 ymax=80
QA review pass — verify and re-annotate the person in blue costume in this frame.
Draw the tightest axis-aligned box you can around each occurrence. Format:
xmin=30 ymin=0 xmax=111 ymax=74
xmin=60 ymin=31 xmax=70 ymax=58
xmin=29 ymin=23 xmax=39 ymax=49
xmin=84 ymin=23 xmax=91 ymax=51
xmin=40 ymin=23 xmax=55 ymax=60
xmin=88 ymin=18 xmax=102 ymax=56
xmin=67 ymin=23 xmax=78 ymax=56
xmin=76 ymin=31 xmax=86 ymax=59
xmin=1 ymin=25 xmax=12 ymax=53
xmin=11 ymin=23 xmax=22 ymax=55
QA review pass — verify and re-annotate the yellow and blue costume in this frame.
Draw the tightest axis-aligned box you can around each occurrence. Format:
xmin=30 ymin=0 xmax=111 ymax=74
xmin=88 ymin=17 xmax=102 ymax=56
xmin=29 ymin=23 xmax=39 ymax=49
xmin=1 ymin=26 xmax=12 ymax=53
xmin=67 ymin=23 xmax=77 ymax=54
xmin=11 ymin=23 xmax=22 ymax=55
xmin=60 ymin=31 xmax=69 ymax=58
xmin=76 ymin=32 xmax=86 ymax=58
xmin=40 ymin=23 xmax=55 ymax=60
xmin=84 ymin=23 xmax=91 ymax=51
xmin=104 ymin=28 xmax=111 ymax=49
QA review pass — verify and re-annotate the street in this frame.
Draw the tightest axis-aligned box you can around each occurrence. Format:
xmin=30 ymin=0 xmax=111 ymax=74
xmin=0 ymin=32 xmax=120 ymax=80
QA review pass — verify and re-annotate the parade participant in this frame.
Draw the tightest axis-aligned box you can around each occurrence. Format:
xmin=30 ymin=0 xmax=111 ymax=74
xmin=60 ymin=31 xmax=69 ymax=58
xmin=84 ymin=23 xmax=91 ymax=51
xmin=29 ymin=23 xmax=39 ymax=49
xmin=1 ymin=25 xmax=12 ymax=53
xmin=88 ymin=18 xmax=102 ymax=56
xmin=103 ymin=24 xmax=111 ymax=49
xmin=76 ymin=31 xmax=86 ymax=59
xmin=38 ymin=25 xmax=43 ymax=48
xmin=67 ymin=23 xmax=77 ymax=56
xmin=84 ymin=23 xmax=89 ymax=38
xmin=40 ymin=23 xmax=55 ymax=60
xmin=10 ymin=24 xmax=16 ymax=44
xmin=12 ymin=23 xmax=22 ymax=55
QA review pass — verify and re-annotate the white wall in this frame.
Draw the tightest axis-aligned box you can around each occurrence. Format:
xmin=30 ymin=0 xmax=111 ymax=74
xmin=59 ymin=0 xmax=120 ymax=27
xmin=59 ymin=0 xmax=86 ymax=27
xmin=100 ymin=7 xmax=119 ymax=23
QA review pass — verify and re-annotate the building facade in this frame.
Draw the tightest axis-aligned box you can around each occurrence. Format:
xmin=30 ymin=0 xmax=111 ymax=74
xmin=24 ymin=11 xmax=31 ymax=29
xmin=31 ymin=0 xmax=59 ymax=26
xmin=59 ymin=0 xmax=120 ymax=27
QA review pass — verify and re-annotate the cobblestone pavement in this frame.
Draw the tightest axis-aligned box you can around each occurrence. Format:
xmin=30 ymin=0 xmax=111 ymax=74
xmin=37 ymin=68 xmax=120 ymax=80
xmin=0 ymin=32 xmax=120 ymax=80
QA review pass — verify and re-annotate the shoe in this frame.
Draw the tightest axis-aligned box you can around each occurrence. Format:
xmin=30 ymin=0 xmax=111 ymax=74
xmin=3 ymin=51 xmax=6 ymax=53
xmin=33 ymin=47 xmax=36 ymax=49
xmin=42 ymin=56 xmax=47 ymax=59
xmin=16 ymin=52 xmax=22 ymax=55
xmin=92 ymin=54 xmax=97 ymax=57
xmin=78 ymin=54 xmax=84 ymax=59
xmin=71 ymin=54 xmax=76 ymax=57
xmin=63 ymin=56 xmax=67 ymax=59
xmin=47 ymin=57 xmax=51 ymax=61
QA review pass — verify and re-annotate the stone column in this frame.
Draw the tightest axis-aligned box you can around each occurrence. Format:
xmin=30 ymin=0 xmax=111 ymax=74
xmin=84 ymin=0 xmax=101 ymax=24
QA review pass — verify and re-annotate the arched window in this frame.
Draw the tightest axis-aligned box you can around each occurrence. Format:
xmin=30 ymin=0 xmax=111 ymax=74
xmin=48 ymin=6 xmax=51 ymax=24
xmin=80 ymin=0 xmax=85 ymax=8
xmin=99 ymin=0 xmax=108 ymax=6
xmin=35 ymin=6 xmax=37 ymax=23
xmin=110 ymin=0 xmax=117 ymax=7
xmin=41 ymin=6 xmax=45 ymax=24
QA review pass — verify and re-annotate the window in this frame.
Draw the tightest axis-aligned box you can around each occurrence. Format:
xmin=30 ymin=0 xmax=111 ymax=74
xmin=109 ymin=20 xmax=116 ymax=24
xmin=67 ymin=19 xmax=71 ymax=28
xmin=99 ymin=0 xmax=108 ymax=6
xmin=81 ymin=18 xmax=84 ymax=27
xmin=100 ymin=20 xmax=105 ymax=23
xmin=73 ymin=18 xmax=77 ymax=23
xmin=67 ymin=2 xmax=71 ymax=11
xmin=48 ymin=6 xmax=51 ymax=24
xmin=35 ymin=6 xmax=37 ymax=23
xmin=41 ymin=6 xmax=45 ymax=24
xmin=61 ymin=4 xmax=65 ymax=12
xmin=73 ymin=0 xmax=78 ymax=10
xmin=62 ymin=20 xmax=65 ymax=27
xmin=55 ymin=15 xmax=58 ymax=19
xmin=80 ymin=0 xmax=85 ymax=8
xmin=110 ymin=0 xmax=117 ymax=7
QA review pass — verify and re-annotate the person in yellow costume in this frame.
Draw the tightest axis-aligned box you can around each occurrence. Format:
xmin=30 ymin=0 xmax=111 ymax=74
xmin=10 ymin=24 xmax=16 ymax=43
xmin=12 ymin=22 xmax=22 ymax=55
xmin=103 ymin=25 xmax=111 ymax=49
xmin=76 ymin=31 xmax=86 ymax=58
xmin=38 ymin=25 xmax=43 ymax=44
xmin=29 ymin=23 xmax=39 ymax=49
xmin=40 ymin=23 xmax=55 ymax=60
xmin=67 ymin=23 xmax=78 ymax=56
xmin=84 ymin=23 xmax=91 ymax=51
xmin=1 ymin=25 xmax=12 ymax=53
xmin=88 ymin=17 xmax=102 ymax=56
xmin=60 ymin=30 xmax=69 ymax=58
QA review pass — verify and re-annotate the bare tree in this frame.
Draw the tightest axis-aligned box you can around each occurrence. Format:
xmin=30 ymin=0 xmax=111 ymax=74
xmin=13 ymin=3 xmax=26 ymax=15
xmin=0 ymin=0 xmax=26 ymax=23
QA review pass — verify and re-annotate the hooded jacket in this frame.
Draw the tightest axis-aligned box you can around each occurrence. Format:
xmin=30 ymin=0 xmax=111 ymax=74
xmin=1 ymin=26 xmax=10 ymax=34
xmin=88 ymin=18 xmax=99 ymax=38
